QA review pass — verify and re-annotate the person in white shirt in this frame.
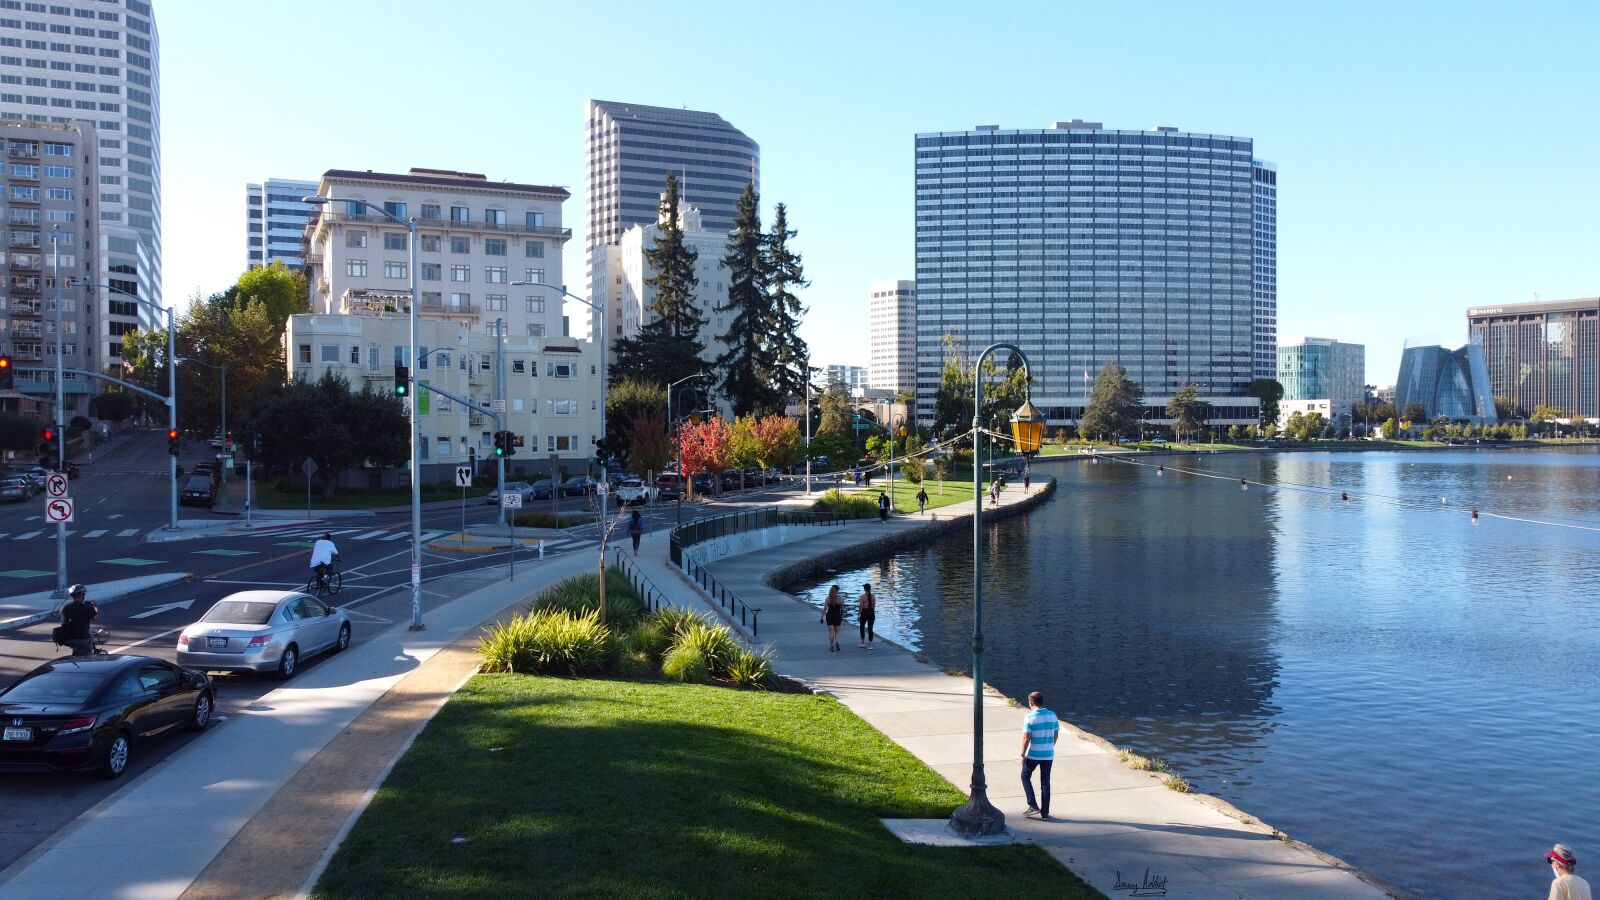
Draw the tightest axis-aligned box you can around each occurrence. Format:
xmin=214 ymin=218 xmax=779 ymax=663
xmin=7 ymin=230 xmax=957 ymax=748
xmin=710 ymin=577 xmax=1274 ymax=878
xmin=1547 ymin=844 xmax=1591 ymax=900
xmin=309 ymin=532 xmax=340 ymax=591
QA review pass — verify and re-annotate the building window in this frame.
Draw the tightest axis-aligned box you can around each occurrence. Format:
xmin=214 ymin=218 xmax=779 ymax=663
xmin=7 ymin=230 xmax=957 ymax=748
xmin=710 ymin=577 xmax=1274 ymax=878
xmin=512 ymin=360 xmax=526 ymax=374
xmin=450 ymin=292 xmax=471 ymax=309
xmin=421 ymin=290 xmax=442 ymax=306
xmin=450 ymin=205 xmax=468 ymax=223
xmin=345 ymin=230 xmax=367 ymax=249
xmin=523 ymin=268 xmax=543 ymax=284
xmin=345 ymin=259 xmax=367 ymax=277
xmin=420 ymin=234 xmax=441 ymax=252
xmin=450 ymin=265 xmax=470 ymax=282
xmin=450 ymin=235 xmax=469 ymax=254
xmin=486 ymin=294 xmax=507 ymax=311
xmin=525 ymin=297 xmax=545 ymax=313
xmin=484 ymin=238 xmax=506 ymax=256
xmin=420 ymin=203 xmax=440 ymax=220
xmin=527 ymin=323 xmax=545 ymax=338
xmin=547 ymin=362 xmax=573 ymax=378
xmin=383 ymin=232 xmax=407 ymax=251
xmin=421 ymin=262 xmax=441 ymax=281
xmin=349 ymin=344 xmax=361 ymax=364
xmin=298 ymin=344 xmax=311 ymax=364
xmin=367 ymin=345 xmax=380 ymax=371
xmin=525 ymin=211 xmax=544 ymax=228
xmin=436 ymin=436 xmax=452 ymax=457
xmin=525 ymin=240 xmax=544 ymax=258
xmin=383 ymin=201 xmax=406 ymax=219
xmin=485 ymin=266 xmax=506 ymax=284
xmin=485 ymin=209 xmax=506 ymax=227
xmin=384 ymin=261 xmax=407 ymax=279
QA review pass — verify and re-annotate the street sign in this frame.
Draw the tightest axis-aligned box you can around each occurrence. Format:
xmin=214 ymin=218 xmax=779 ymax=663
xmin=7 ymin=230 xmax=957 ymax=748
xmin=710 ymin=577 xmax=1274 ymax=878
xmin=596 ymin=483 xmax=609 ymax=497
xmin=501 ymin=493 xmax=523 ymax=509
xmin=220 ymin=455 xmax=233 ymax=466
xmin=454 ymin=466 xmax=473 ymax=488
xmin=44 ymin=472 xmax=67 ymax=498
xmin=301 ymin=456 xmax=319 ymax=478
xmin=491 ymin=399 xmax=506 ymax=413
xmin=45 ymin=497 xmax=74 ymax=523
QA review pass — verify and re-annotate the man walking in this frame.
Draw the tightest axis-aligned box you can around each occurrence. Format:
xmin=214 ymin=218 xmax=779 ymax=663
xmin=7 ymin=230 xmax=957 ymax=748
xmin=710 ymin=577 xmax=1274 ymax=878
xmin=58 ymin=584 xmax=98 ymax=656
xmin=916 ymin=486 xmax=928 ymax=516
xmin=877 ymin=491 xmax=890 ymax=522
xmin=1020 ymin=690 xmax=1060 ymax=820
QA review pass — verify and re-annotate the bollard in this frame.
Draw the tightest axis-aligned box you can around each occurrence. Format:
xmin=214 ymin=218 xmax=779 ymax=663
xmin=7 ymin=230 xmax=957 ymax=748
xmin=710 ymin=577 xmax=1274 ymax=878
xmin=539 ymin=539 xmax=545 ymax=559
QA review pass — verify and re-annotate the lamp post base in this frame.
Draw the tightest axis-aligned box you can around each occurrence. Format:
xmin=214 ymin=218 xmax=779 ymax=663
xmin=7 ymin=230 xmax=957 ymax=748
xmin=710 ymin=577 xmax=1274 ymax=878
xmin=947 ymin=788 xmax=1007 ymax=837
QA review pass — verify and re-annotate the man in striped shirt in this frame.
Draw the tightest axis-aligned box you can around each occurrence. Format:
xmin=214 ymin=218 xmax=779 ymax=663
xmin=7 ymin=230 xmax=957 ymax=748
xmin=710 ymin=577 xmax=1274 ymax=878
xmin=1020 ymin=691 xmax=1060 ymax=820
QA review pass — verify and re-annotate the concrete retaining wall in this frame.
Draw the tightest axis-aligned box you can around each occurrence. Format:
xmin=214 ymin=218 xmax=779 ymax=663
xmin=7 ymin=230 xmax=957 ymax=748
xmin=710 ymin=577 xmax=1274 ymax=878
xmin=683 ymin=523 xmax=842 ymax=568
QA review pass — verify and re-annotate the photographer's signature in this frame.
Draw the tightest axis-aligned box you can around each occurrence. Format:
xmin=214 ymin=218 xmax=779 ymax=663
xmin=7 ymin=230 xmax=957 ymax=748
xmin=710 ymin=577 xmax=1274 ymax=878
xmin=1112 ymin=867 xmax=1168 ymax=896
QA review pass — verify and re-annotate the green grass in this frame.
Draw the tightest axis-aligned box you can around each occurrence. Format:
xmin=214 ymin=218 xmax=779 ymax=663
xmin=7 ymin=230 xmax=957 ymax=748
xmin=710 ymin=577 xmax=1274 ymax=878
xmin=313 ymin=677 xmax=1095 ymax=900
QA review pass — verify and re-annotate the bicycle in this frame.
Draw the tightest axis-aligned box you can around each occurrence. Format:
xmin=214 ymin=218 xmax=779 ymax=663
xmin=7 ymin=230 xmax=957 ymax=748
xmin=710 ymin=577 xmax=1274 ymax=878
xmin=306 ymin=567 xmax=342 ymax=597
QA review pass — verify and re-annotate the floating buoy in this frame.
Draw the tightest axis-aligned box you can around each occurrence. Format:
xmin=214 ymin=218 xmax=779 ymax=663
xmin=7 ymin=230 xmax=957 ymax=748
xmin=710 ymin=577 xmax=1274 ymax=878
xmin=1240 ymin=478 xmax=1248 ymax=490
xmin=1340 ymin=491 xmax=1349 ymax=503
xmin=1471 ymin=508 xmax=1480 ymax=525
xmin=1157 ymin=465 xmax=1164 ymax=476
xmin=1441 ymin=497 xmax=1448 ymax=504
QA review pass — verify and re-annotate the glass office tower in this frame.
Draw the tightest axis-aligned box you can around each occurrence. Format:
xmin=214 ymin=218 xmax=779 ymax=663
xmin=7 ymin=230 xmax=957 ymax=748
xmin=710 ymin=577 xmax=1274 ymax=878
xmin=1468 ymin=298 xmax=1600 ymax=419
xmin=913 ymin=121 xmax=1272 ymax=425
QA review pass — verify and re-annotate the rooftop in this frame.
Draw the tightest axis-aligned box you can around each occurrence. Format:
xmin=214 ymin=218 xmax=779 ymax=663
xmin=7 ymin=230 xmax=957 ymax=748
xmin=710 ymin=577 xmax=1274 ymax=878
xmin=320 ymin=168 xmax=570 ymax=200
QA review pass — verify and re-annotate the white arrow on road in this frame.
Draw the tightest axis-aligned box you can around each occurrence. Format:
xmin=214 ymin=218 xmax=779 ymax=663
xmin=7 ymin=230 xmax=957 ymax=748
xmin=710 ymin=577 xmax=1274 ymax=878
xmin=129 ymin=598 xmax=196 ymax=620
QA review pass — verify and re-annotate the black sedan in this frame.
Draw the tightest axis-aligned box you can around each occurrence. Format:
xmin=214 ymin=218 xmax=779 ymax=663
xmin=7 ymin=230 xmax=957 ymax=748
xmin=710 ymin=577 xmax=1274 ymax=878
xmin=0 ymin=655 xmax=214 ymax=779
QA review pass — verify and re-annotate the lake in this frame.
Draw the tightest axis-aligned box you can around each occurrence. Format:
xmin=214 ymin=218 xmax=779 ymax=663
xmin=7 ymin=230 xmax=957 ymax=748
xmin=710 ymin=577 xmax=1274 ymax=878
xmin=791 ymin=447 xmax=1600 ymax=899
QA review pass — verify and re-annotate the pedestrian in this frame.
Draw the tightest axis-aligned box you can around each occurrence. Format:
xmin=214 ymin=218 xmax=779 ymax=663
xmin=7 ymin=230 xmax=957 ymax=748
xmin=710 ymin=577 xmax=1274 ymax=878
xmin=1546 ymin=844 xmax=1591 ymax=900
xmin=877 ymin=491 xmax=890 ymax=522
xmin=56 ymin=583 xmax=98 ymax=656
xmin=854 ymin=468 xmax=862 ymax=488
xmin=628 ymin=509 xmax=644 ymax=555
xmin=989 ymin=480 xmax=1000 ymax=504
xmin=865 ymin=468 xmax=873 ymax=487
xmin=857 ymin=583 xmax=877 ymax=649
xmin=1023 ymin=470 xmax=1031 ymax=490
xmin=822 ymin=585 xmax=845 ymax=652
xmin=916 ymin=486 xmax=928 ymax=516
xmin=1020 ymin=690 xmax=1060 ymax=821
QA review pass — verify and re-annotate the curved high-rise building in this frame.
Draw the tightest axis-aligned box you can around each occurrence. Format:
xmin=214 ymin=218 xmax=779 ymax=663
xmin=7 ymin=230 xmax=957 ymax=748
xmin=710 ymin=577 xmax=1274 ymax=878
xmin=913 ymin=120 xmax=1274 ymax=426
xmin=1394 ymin=343 xmax=1496 ymax=422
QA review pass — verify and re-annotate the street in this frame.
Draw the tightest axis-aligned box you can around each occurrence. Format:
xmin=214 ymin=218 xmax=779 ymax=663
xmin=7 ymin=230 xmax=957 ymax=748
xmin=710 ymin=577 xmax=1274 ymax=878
xmin=0 ymin=429 xmax=808 ymax=871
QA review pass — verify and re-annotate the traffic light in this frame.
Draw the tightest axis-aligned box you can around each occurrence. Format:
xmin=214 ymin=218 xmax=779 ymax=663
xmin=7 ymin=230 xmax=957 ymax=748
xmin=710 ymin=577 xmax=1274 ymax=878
xmin=504 ymin=430 xmax=517 ymax=457
xmin=492 ymin=431 xmax=505 ymax=457
xmin=167 ymin=428 xmax=179 ymax=456
xmin=594 ymin=437 xmax=607 ymax=467
xmin=394 ymin=362 xmax=409 ymax=397
xmin=0 ymin=355 xmax=12 ymax=390
xmin=40 ymin=427 xmax=54 ymax=444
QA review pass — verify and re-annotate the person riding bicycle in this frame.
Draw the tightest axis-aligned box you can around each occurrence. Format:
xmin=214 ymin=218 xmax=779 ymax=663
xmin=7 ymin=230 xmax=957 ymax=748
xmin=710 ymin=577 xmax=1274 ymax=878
xmin=310 ymin=532 xmax=340 ymax=591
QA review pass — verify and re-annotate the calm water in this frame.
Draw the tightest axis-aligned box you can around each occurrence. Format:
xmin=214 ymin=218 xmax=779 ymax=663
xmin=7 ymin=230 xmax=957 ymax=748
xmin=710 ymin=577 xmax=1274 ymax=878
xmin=793 ymin=448 xmax=1600 ymax=900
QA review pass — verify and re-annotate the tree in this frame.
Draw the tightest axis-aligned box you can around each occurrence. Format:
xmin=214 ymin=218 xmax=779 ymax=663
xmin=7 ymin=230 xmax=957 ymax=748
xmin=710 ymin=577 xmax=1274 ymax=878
xmin=1246 ymin=378 xmax=1284 ymax=427
xmin=1227 ymin=424 xmax=1245 ymax=441
xmin=677 ymin=417 xmax=731 ymax=496
xmin=239 ymin=371 xmax=407 ymax=496
xmin=174 ymin=295 xmax=288 ymax=439
xmin=1079 ymin=360 xmax=1143 ymax=441
xmin=1166 ymin=383 xmax=1207 ymax=441
xmin=815 ymin=382 xmax=852 ymax=441
xmin=0 ymin=412 xmax=42 ymax=454
xmin=624 ymin=408 xmax=672 ymax=480
xmin=864 ymin=434 xmax=890 ymax=464
xmin=613 ymin=172 xmax=708 ymax=389
xmin=88 ymin=390 xmax=134 ymax=423
xmin=765 ymin=202 xmax=810 ymax=404
xmin=1298 ymin=412 xmax=1327 ymax=441
xmin=1402 ymin=402 xmax=1428 ymax=423
xmin=609 ymin=330 xmax=706 ymax=390
xmin=1493 ymin=395 xmax=1519 ymax=421
xmin=215 ymin=261 xmax=308 ymax=331
xmin=715 ymin=183 xmax=777 ymax=416
xmin=604 ymin=378 xmax=667 ymax=466
xmin=1380 ymin=417 xmax=1399 ymax=440
xmin=727 ymin=415 xmax=762 ymax=488
xmin=900 ymin=434 xmax=926 ymax=484
xmin=752 ymin=414 xmax=801 ymax=478
xmin=1530 ymin=404 xmax=1563 ymax=423
xmin=931 ymin=335 xmax=974 ymax=437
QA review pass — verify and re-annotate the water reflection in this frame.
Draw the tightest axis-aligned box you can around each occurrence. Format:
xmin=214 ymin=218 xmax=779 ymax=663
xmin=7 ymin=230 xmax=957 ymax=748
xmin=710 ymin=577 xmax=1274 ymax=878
xmin=792 ymin=448 xmax=1600 ymax=900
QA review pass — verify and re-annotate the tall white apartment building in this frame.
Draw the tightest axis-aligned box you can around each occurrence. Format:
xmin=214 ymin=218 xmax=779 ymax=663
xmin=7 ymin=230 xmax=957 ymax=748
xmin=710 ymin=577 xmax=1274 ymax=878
xmin=823 ymin=364 xmax=869 ymax=395
xmin=246 ymin=177 xmax=317 ymax=270
xmin=303 ymin=168 xmax=572 ymax=341
xmin=1 ymin=120 xmax=99 ymax=415
xmin=284 ymin=313 xmax=601 ymax=483
xmin=0 ymin=0 xmax=162 ymax=318
xmin=868 ymin=279 xmax=915 ymax=395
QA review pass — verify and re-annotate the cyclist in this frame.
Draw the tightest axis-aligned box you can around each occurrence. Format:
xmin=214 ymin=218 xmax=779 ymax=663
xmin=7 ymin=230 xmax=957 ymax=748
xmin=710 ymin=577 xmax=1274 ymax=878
xmin=309 ymin=532 xmax=340 ymax=592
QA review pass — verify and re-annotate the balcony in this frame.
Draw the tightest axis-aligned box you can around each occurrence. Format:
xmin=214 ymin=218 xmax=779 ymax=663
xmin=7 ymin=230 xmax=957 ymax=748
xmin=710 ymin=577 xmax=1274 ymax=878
xmin=9 ymin=212 xmax=40 ymax=226
xmin=9 ymin=256 xmax=41 ymax=272
xmin=9 ymin=233 xmax=40 ymax=248
xmin=10 ymin=325 xmax=42 ymax=339
xmin=322 ymin=210 xmax=571 ymax=241
xmin=417 ymin=302 xmax=479 ymax=317
xmin=7 ymin=167 xmax=38 ymax=182
xmin=7 ymin=144 xmax=39 ymax=159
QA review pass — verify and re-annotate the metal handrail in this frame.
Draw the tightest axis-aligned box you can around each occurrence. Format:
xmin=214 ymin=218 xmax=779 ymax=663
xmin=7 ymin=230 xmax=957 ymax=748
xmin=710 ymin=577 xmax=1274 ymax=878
xmin=680 ymin=553 xmax=763 ymax=638
xmin=607 ymin=548 xmax=676 ymax=615
xmin=667 ymin=506 xmax=846 ymax=566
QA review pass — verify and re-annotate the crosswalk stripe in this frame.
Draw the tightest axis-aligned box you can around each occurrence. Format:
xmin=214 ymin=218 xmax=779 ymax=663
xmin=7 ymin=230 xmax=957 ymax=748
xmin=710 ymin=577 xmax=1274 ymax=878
xmin=85 ymin=529 xmax=107 ymax=538
xmin=16 ymin=530 xmax=42 ymax=539
xmin=0 ymin=533 xmax=7 ymax=540
xmin=328 ymin=528 xmax=364 ymax=535
xmin=118 ymin=528 xmax=140 ymax=537
xmin=381 ymin=531 xmax=409 ymax=541
xmin=352 ymin=530 xmax=388 ymax=540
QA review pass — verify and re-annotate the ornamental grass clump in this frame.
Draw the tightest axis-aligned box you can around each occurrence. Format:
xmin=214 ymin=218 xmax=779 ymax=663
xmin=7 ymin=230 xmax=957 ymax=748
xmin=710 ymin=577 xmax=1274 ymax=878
xmin=532 ymin=571 xmax=645 ymax=626
xmin=661 ymin=643 xmax=713 ymax=683
xmin=649 ymin=605 xmax=711 ymax=641
xmin=479 ymin=609 xmax=612 ymax=676
xmin=724 ymin=646 xmax=776 ymax=690
xmin=675 ymin=621 xmax=740 ymax=675
xmin=812 ymin=488 xmax=880 ymax=519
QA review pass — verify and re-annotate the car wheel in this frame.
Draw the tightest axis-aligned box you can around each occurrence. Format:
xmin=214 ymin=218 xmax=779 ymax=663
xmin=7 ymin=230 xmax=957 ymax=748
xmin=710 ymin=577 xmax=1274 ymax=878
xmin=99 ymin=730 xmax=131 ymax=779
xmin=334 ymin=622 xmax=351 ymax=652
xmin=187 ymin=691 xmax=213 ymax=732
xmin=276 ymin=645 xmax=298 ymax=680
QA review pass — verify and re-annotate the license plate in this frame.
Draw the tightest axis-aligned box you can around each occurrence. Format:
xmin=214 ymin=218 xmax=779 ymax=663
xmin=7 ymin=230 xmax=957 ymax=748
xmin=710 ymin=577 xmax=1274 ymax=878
xmin=207 ymin=636 xmax=227 ymax=648
xmin=3 ymin=727 xmax=31 ymax=742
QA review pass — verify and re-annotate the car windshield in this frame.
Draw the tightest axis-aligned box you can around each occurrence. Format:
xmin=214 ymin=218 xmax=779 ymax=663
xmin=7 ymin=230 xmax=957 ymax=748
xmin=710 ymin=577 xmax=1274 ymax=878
xmin=200 ymin=600 xmax=277 ymax=625
xmin=1 ymin=670 xmax=104 ymax=704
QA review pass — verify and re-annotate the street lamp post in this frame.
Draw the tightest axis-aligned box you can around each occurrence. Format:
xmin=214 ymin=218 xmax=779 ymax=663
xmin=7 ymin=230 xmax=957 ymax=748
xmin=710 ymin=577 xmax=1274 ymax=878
xmin=49 ymin=229 xmax=66 ymax=598
xmin=888 ymin=414 xmax=905 ymax=515
xmin=803 ymin=364 xmax=814 ymax=496
xmin=948 ymin=343 xmax=1043 ymax=838
xmin=304 ymin=196 xmax=421 ymax=629
xmin=667 ymin=374 xmax=707 ymax=530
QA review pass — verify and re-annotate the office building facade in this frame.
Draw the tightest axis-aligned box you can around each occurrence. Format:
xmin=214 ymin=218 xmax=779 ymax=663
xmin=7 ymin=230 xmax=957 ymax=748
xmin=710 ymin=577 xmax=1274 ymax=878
xmin=868 ymin=279 xmax=915 ymax=395
xmin=1252 ymin=163 xmax=1277 ymax=378
xmin=1394 ymin=343 xmax=1496 ymax=422
xmin=1468 ymin=298 xmax=1600 ymax=419
xmin=1 ymin=120 xmax=101 ymax=415
xmin=303 ymin=167 xmax=572 ymax=341
xmin=1277 ymin=337 xmax=1364 ymax=405
xmin=823 ymin=364 xmax=869 ymax=395
xmin=247 ymin=177 xmax=317 ymax=270
xmin=584 ymin=99 xmax=758 ymax=342
xmin=913 ymin=120 xmax=1271 ymax=426
xmin=0 ymin=0 xmax=161 ymax=317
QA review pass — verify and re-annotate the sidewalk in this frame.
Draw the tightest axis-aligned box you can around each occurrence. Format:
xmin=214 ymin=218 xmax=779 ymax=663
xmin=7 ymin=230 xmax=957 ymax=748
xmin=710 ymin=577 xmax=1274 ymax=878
xmin=623 ymin=480 xmax=1394 ymax=899
xmin=0 ymin=573 xmax=191 ymax=632
xmin=0 ymin=553 xmax=593 ymax=900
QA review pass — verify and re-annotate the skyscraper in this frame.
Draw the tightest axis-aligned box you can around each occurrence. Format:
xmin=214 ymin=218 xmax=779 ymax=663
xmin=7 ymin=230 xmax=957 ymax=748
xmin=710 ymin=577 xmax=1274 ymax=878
xmin=1277 ymin=337 xmax=1364 ymax=405
xmin=1468 ymin=298 xmax=1599 ymax=418
xmin=0 ymin=0 xmax=161 ymax=324
xmin=868 ymin=279 xmax=916 ymax=395
xmin=913 ymin=120 xmax=1273 ymax=426
xmin=584 ymin=99 xmax=758 ymax=341
xmin=247 ymin=178 xmax=318 ymax=270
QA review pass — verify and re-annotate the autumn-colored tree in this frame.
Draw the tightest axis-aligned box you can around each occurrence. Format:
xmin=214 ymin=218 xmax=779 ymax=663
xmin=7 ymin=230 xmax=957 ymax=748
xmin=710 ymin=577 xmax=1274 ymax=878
xmin=677 ymin=417 xmax=731 ymax=497
xmin=753 ymin=414 xmax=801 ymax=479
xmin=727 ymin=415 xmax=762 ymax=489
xmin=624 ymin=408 xmax=673 ymax=481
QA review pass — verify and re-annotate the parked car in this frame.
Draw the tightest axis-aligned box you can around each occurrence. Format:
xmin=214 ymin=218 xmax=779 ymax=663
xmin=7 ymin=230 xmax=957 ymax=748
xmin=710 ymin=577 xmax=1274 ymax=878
xmin=208 ymin=432 xmax=224 ymax=449
xmin=691 ymin=473 xmax=714 ymax=494
xmin=486 ymin=482 xmax=536 ymax=505
xmin=0 ymin=477 xmax=32 ymax=502
xmin=176 ymin=590 xmax=351 ymax=679
xmin=0 ymin=655 xmax=214 ymax=779
xmin=615 ymin=478 xmax=658 ymax=505
xmin=180 ymin=475 xmax=215 ymax=507
xmin=528 ymin=478 xmax=557 ymax=500
xmin=561 ymin=475 xmax=598 ymax=497
xmin=655 ymin=473 xmax=683 ymax=500
xmin=62 ymin=462 xmax=80 ymax=479
xmin=719 ymin=469 xmax=743 ymax=491
xmin=192 ymin=462 xmax=219 ymax=485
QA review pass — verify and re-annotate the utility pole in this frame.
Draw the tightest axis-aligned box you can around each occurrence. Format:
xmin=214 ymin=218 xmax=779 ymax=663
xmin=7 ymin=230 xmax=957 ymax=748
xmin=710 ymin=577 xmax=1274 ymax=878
xmin=496 ymin=318 xmax=507 ymax=533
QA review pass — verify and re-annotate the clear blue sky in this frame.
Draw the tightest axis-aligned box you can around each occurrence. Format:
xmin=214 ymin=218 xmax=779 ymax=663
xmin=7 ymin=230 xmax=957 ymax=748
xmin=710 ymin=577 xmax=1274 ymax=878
xmin=161 ymin=0 xmax=1599 ymax=385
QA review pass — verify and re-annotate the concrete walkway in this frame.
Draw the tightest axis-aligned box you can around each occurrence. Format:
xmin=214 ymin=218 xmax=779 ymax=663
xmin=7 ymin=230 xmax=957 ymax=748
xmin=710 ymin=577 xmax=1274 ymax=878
xmin=625 ymin=481 xmax=1394 ymax=899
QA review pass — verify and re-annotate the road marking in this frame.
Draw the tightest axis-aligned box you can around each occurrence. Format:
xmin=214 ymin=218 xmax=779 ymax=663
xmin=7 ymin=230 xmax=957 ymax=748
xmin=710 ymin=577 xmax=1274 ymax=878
xmin=102 ymin=557 xmax=163 ymax=566
xmin=15 ymin=530 xmax=43 ymax=539
xmin=352 ymin=529 xmax=388 ymax=540
xmin=204 ymin=579 xmax=303 ymax=586
xmin=84 ymin=529 xmax=107 ymax=538
xmin=195 ymin=548 xmax=257 ymax=556
xmin=0 ymin=568 xmax=53 ymax=578
xmin=109 ymin=624 xmax=186 ymax=654
xmin=117 ymin=528 xmax=140 ymax=537
xmin=341 ymin=609 xmax=393 ymax=624
xmin=130 ymin=598 xmax=196 ymax=619
xmin=329 ymin=528 xmax=365 ymax=535
xmin=109 ymin=514 xmax=123 ymax=519
xmin=381 ymin=531 xmax=409 ymax=541
xmin=0 ymin=533 xmax=7 ymax=540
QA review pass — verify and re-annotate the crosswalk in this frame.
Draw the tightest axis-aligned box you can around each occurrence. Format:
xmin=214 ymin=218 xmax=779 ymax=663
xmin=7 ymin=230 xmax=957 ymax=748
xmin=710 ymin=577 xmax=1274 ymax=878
xmin=0 ymin=527 xmax=143 ymax=541
xmin=251 ymin=526 xmax=588 ymax=555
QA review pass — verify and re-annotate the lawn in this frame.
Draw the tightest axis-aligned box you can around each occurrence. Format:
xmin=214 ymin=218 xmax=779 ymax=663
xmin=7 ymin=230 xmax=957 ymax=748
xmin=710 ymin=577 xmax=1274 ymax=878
xmin=313 ymin=676 xmax=1096 ymax=900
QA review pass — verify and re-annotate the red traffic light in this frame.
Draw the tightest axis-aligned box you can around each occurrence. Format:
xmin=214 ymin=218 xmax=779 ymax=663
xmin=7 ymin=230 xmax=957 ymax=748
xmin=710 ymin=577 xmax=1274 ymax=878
xmin=41 ymin=428 xmax=54 ymax=441
xmin=167 ymin=429 xmax=178 ymax=440
xmin=0 ymin=356 xmax=10 ymax=369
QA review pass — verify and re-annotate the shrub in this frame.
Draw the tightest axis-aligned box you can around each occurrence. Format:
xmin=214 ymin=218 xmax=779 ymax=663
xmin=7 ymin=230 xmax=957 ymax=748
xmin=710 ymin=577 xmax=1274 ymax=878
xmin=661 ymin=643 xmax=711 ymax=683
xmin=724 ymin=646 xmax=775 ymax=690
xmin=479 ymin=609 xmax=612 ymax=676
xmin=675 ymin=621 xmax=740 ymax=676
xmin=649 ymin=606 xmax=711 ymax=641
xmin=812 ymin=488 xmax=879 ymax=519
xmin=533 ymin=571 xmax=644 ymax=626
xmin=625 ymin=619 xmax=671 ymax=663
xmin=615 ymin=647 xmax=656 ymax=679
xmin=512 ymin=511 xmax=595 ymax=528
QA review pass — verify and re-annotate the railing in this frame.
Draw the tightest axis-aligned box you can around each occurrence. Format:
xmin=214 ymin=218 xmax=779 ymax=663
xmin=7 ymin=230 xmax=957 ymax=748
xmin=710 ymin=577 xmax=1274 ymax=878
xmin=681 ymin=553 xmax=763 ymax=638
xmin=608 ymin=548 xmax=677 ymax=615
xmin=7 ymin=145 xmax=39 ymax=158
xmin=417 ymin=302 xmax=480 ymax=316
xmin=668 ymin=506 xmax=847 ymax=567
xmin=319 ymin=210 xmax=572 ymax=240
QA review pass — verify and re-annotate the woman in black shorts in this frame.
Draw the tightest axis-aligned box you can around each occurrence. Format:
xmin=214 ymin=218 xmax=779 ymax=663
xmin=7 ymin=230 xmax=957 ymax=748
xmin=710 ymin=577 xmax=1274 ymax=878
xmin=857 ymin=583 xmax=877 ymax=649
xmin=823 ymin=585 xmax=845 ymax=652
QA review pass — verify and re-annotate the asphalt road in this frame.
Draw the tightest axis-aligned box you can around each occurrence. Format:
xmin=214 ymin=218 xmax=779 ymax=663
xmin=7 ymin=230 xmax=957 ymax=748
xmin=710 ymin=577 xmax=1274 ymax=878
xmin=0 ymin=430 xmax=811 ymax=871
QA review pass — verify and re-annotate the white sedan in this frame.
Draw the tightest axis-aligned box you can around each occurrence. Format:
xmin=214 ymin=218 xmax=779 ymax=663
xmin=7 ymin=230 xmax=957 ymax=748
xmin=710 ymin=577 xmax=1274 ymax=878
xmin=615 ymin=478 xmax=659 ymax=505
xmin=176 ymin=590 xmax=351 ymax=679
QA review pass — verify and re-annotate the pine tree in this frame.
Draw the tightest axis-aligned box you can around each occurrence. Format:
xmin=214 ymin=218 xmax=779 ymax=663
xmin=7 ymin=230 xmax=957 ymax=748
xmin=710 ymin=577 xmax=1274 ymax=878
xmin=613 ymin=172 xmax=708 ymax=387
xmin=766 ymin=202 xmax=809 ymax=403
xmin=1079 ymin=360 xmax=1143 ymax=441
xmin=715 ymin=182 xmax=777 ymax=416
